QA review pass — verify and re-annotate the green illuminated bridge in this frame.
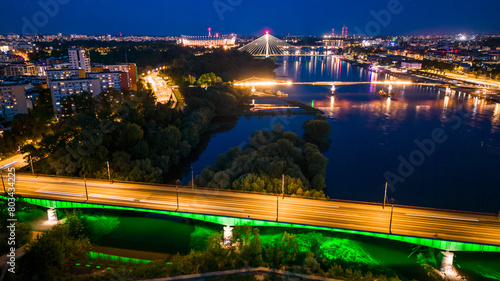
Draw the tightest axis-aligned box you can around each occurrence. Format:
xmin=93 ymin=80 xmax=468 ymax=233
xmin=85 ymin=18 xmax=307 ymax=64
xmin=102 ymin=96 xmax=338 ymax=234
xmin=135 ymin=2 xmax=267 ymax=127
xmin=14 ymin=174 xmax=500 ymax=253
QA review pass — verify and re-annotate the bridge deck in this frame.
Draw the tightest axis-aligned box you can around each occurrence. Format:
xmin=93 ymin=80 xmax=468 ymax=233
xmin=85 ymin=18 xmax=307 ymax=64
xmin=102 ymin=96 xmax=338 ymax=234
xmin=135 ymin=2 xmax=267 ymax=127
xmin=13 ymin=174 xmax=500 ymax=251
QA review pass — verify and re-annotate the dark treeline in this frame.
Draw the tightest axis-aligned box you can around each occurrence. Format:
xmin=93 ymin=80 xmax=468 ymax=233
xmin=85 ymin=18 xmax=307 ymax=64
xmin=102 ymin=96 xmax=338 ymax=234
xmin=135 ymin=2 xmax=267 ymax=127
xmin=164 ymin=49 xmax=277 ymax=84
xmin=24 ymin=83 xmax=249 ymax=182
xmin=29 ymin=40 xmax=197 ymax=73
xmin=29 ymin=41 xmax=277 ymax=81
xmin=195 ymin=121 xmax=330 ymax=198
xmin=420 ymin=59 xmax=455 ymax=73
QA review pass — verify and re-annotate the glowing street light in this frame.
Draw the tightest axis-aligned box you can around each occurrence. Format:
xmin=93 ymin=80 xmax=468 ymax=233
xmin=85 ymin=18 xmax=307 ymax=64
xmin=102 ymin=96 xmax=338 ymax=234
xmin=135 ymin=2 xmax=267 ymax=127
xmin=383 ymin=182 xmax=388 ymax=209
xmin=176 ymin=179 xmax=181 ymax=211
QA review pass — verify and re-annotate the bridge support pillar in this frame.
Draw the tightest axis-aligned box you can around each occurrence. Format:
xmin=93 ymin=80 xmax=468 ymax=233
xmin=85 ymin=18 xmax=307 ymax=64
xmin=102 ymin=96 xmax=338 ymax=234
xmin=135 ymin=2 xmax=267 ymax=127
xmin=439 ymin=251 xmax=454 ymax=273
xmin=47 ymin=208 xmax=58 ymax=223
xmin=223 ymin=225 xmax=233 ymax=245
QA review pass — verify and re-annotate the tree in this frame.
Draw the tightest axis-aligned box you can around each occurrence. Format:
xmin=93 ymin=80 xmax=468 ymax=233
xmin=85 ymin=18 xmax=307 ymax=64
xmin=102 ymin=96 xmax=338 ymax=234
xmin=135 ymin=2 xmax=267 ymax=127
xmin=197 ymin=72 xmax=222 ymax=86
xmin=196 ymin=121 xmax=327 ymax=197
xmin=304 ymin=251 xmax=321 ymax=273
xmin=303 ymin=115 xmax=331 ymax=143
xmin=281 ymin=232 xmax=298 ymax=264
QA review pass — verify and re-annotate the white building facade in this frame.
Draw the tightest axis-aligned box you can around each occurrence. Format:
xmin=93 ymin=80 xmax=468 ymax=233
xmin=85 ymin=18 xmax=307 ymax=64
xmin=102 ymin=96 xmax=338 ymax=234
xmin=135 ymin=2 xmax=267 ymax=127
xmin=68 ymin=48 xmax=91 ymax=73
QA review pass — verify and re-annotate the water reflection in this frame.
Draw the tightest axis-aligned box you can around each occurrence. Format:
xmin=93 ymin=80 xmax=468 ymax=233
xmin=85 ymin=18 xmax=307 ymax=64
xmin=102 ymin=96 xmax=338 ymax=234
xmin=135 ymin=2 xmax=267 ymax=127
xmin=313 ymin=91 xmax=500 ymax=134
xmin=188 ymin=57 xmax=500 ymax=212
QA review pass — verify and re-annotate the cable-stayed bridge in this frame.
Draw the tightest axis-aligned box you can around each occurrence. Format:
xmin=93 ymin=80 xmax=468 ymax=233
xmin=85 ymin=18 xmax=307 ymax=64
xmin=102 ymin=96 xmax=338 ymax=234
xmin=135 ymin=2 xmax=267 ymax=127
xmin=239 ymin=33 xmax=339 ymax=57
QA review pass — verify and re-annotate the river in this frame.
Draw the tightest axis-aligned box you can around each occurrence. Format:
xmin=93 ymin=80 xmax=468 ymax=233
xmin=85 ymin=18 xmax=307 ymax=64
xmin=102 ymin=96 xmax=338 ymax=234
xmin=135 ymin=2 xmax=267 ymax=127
xmin=183 ymin=56 xmax=500 ymax=214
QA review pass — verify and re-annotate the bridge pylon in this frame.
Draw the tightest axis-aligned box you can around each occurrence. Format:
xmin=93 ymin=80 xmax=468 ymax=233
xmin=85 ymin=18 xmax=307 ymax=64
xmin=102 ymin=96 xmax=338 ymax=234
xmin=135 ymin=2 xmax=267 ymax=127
xmin=239 ymin=32 xmax=298 ymax=57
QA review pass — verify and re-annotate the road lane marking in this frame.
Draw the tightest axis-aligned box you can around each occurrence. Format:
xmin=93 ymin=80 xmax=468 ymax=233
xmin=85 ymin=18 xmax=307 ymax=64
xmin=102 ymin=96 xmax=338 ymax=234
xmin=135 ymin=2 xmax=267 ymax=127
xmin=140 ymin=200 xmax=189 ymax=207
xmin=405 ymin=213 xmax=479 ymax=222
xmin=287 ymin=202 xmax=339 ymax=209
xmin=88 ymin=194 xmax=134 ymax=201
xmin=35 ymin=190 xmax=83 ymax=197
xmin=192 ymin=204 xmax=245 ymax=213
xmin=0 ymin=161 xmax=18 ymax=169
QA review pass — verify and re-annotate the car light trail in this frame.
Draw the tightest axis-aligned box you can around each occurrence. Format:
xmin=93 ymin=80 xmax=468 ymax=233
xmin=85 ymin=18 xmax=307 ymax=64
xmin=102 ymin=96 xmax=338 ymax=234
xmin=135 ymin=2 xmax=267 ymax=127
xmin=88 ymin=194 xmax=135 ymax=201
xmin=405 ymin=213 xmax=479 ymax=222
xmin=192 ymin=204 xmax=245 ymax=213
xmin=36 ymin=190 xmax=83 ymax=197
xmin=140 ymin=199 xmax=190 ymax=207
xmin=0 ymin=161 xmax=18 ymax=170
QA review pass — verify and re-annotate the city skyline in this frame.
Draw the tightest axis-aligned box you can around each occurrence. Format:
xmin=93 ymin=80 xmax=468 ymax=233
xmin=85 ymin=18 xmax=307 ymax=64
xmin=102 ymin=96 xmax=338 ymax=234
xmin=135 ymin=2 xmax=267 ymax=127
xmin=1 ymin=0 xmax=500 ymax=36
xmin=1 ymin=2 xmax=500 ymax=279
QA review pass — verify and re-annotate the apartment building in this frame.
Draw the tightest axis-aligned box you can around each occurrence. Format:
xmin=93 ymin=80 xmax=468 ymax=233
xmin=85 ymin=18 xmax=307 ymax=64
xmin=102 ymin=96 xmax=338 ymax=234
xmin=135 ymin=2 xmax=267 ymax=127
xmin=102 ymin=63 xmax=138 ymax=90
xmin=0 ymin=85 xmax=28 ymax=121
xmin=68 ymin=47 xmax=91 ymax=73
xmin=50 ymin=78 xmax=101 ymax=113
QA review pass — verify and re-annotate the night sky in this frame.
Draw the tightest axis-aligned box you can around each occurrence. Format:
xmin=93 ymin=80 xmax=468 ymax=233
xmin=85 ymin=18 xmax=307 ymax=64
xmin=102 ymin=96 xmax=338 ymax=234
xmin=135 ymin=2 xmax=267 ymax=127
xmin=2 ymin=0 xmax=499 ymax=36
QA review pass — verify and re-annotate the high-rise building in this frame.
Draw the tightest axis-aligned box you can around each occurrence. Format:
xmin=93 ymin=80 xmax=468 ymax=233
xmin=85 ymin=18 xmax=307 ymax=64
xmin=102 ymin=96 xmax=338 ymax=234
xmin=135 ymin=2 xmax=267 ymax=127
xmin=342 ymin=26 xmax=348 ymax=38
xmin=331 ymin=29 xmax=335 ymax=37
xmin=0 ymin=85 xmax=28 ymax=121
xmin=68 ymin=47 xmax=91 ymax=73
xmin=102 ymin=63 xmax=138 ymax=91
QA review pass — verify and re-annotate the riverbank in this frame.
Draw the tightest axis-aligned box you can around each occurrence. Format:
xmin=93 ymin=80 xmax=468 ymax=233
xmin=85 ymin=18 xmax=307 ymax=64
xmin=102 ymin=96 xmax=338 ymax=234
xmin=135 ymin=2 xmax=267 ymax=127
xmin=343 ymin=56 xmax=500 ymax=98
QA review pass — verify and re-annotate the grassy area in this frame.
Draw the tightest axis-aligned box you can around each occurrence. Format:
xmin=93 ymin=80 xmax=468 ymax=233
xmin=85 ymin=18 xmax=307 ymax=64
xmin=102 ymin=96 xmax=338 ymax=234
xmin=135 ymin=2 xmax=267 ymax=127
xmin=172 ymin=88 xmax=183 ymax=109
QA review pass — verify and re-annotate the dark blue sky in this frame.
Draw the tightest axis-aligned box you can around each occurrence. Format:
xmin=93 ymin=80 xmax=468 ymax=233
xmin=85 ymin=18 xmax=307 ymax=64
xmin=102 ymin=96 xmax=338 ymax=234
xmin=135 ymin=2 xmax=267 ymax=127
xmin=2 ymin=0 xmax=499 ymax=36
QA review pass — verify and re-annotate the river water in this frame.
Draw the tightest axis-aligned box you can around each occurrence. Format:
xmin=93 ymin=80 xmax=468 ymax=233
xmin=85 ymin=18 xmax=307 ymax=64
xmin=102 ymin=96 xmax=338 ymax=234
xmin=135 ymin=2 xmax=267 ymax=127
xmin=184 ymin=56 xmax=500 ymax=214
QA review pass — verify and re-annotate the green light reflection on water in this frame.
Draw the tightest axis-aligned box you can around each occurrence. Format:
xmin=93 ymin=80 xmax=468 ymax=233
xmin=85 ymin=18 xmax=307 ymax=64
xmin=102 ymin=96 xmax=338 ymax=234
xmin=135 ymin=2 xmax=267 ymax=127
xmin=25 ymin=198 xmax=500 ymax=253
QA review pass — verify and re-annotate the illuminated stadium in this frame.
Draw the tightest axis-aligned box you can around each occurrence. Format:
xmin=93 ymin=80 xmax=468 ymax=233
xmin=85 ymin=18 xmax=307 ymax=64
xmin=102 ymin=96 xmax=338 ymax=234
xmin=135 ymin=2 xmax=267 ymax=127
xmin=180 ymin=34 xmax=237 ymax=47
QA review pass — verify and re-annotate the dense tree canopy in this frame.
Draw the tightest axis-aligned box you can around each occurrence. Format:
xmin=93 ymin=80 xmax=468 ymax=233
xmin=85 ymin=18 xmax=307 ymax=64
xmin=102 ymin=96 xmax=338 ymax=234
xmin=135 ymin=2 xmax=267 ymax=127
xmin=303 ymin=114 xmax=332 ymax=150
xmin=197 ymin=72 xmax=222 ymax=86
xmin=27 ymin=83 xmax=249 ymax=183
xmin=195 ymin=122 xmax=329 ymax=197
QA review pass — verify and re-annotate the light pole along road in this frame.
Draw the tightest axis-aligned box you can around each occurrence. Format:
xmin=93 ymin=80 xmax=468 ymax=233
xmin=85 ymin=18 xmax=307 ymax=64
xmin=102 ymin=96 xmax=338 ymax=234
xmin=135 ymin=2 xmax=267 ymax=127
xmin=13 ymin=174 xmax=500 ymax=247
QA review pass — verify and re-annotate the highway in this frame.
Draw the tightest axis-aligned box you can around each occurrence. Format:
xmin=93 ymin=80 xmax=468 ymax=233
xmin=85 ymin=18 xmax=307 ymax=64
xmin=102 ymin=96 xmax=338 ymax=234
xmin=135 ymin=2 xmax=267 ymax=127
xmin=12 ymin=174 xmax=500 ymax=247
xmin=0 ymin=154 xmax=28 ymax=170
xmin=146 ymin=72 xmax=176 ymax=105
xmin=421 ymin=70 xmax=500 ymax=90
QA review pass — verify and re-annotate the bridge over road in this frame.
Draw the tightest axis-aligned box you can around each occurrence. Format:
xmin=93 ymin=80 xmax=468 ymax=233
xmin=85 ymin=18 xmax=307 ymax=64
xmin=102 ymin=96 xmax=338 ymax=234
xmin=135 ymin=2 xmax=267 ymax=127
xmin=10 ymin=174 xmax=500 ymax=252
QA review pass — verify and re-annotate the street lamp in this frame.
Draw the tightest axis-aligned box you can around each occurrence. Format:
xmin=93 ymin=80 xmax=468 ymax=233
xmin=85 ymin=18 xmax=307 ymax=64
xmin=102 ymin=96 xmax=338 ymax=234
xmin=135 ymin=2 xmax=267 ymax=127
xmin=84 ymin=174 xmax=88 ymax=201
xmin=383 ymin=182 xmax=388 ymax=209
xmin=176 ymin=179 xmax=181 ymax=211
xmin=191 ymin=167 xmax=194 ymax=190
xmin=30 ymin=155 xmax=35 ymax=178
xmin=107 ymin=161 xmax=111 ymax=183
xmin=389 ymin=204 xmax=394 ymax=234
